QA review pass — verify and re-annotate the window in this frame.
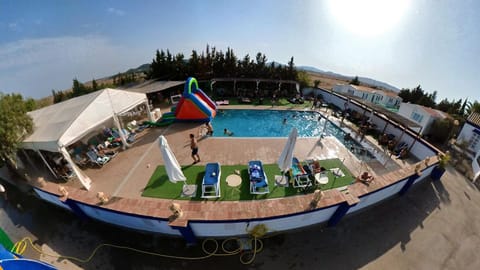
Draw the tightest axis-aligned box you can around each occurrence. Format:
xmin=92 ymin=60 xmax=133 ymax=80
xmin=411 ymin=112 xmax=423 ymax=123
xmin=469 ymin=133 xmax=480 ymax=150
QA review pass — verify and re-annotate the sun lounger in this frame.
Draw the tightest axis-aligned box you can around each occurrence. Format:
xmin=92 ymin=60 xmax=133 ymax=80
xmin=215 ymin=100 xmax=229 ymax=106
xmin=86 ymin=150 xmax=110 ymax=167
xmin=292 ymin=157 xmax=311 ymax=188
xmin=248 ymin=160 xmax=269 ymax=194
xmin=201 ymin=163 xmax=221 ymax=198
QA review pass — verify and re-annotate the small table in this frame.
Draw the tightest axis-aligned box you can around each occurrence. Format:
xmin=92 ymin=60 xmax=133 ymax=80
xmin=226 ymin=174 xmax=242 ymax=187
xmin=315 ymin=173 xmax=329 ymax=188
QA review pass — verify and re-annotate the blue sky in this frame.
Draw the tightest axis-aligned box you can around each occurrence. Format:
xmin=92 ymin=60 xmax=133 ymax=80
xmin=0 ymin=0 xmax=478 ymax=103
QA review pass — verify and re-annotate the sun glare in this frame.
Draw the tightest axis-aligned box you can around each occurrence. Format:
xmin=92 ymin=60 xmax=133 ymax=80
xmin=328 ymin=0 xmax=410 ymax=36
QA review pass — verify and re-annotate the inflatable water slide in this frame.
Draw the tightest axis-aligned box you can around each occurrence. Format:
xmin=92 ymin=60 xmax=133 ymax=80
xmin=146 ymin=77 xmax=217 ymax=126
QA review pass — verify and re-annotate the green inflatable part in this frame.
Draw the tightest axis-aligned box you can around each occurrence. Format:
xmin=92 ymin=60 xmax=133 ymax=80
xmin=0 ymin=227 xmax=14 ymax=251
xmin=162 ymin=114 xmax=175 ymax=119
xmin=143 ymin=119 xmax=174 ymax=127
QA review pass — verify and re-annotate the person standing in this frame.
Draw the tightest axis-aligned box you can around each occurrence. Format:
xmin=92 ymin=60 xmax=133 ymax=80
xmin=206 ymin=121 xmax=214 ymax=136
xmin=189 ymin=134 xmax=200 ymax=164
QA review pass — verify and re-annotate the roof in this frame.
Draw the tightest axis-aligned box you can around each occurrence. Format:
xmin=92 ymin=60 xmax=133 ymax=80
xmin=126 ymin=80 xmax=185 ymax=94
xmin=22 ymin=89 xmax=147 ymax=152
xmin=467 ymin=112 xmax=480 ymax=126
xmin=403 ymin=103 xmax=447 ymax=119
xmin=421 ymin=105 xmax=447 ymax=118
xmin=350 ymin=85 xmax=400 ymax=98
xmin=347 ymin=95 xmax=422 ymax=128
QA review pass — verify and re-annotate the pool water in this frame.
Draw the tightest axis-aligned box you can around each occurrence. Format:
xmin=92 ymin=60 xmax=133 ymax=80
xmin=211 ymin=109 xmax=375 ymax=160
xmin=212 ymin=109 xmax=326 ymax=137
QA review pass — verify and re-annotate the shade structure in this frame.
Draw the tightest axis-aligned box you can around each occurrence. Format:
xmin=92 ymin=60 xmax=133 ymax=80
xmin=278 ymin=128 xmax=298 ymax=173
xmin=158 ymin=135 xmax=186 ymax=183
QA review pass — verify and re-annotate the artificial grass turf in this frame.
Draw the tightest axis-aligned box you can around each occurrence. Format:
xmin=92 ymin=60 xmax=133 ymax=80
xmin=141 ymin=159 xmax=355 ymax=201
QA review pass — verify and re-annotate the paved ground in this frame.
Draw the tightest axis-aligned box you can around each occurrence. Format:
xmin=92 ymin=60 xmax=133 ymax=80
xmin=1 ymin=164 xmax=480 ymax=269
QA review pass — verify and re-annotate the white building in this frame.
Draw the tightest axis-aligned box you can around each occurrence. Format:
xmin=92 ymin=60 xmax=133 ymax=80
xmin=332 ymin=84 xmax=402 ymax=108
xmin=397 ymin=103 xmax=448 ymax=135
xmin=457 ymin=112 xmax=480 ymax=156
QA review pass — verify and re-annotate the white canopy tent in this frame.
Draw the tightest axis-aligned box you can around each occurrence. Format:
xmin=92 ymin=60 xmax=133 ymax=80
xmin=21 ymin=88 xmax=153 ymax=190
xmin=22 ymin=88 xmax=152 ymax=152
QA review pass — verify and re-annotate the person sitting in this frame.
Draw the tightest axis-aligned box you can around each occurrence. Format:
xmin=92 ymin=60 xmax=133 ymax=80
xmin=379 ymin=133 xmax=389 ymax=146
xmin=224 ymin=128 xmax=234 ymax=136
xmin=387 ymin=139 xmax=396 ymax=151
xmin=396 ymin=147 xmax=408 ymax=159
xmin=344 ymin=133 xmax=352 ymax=142
xmin=356 ymin=171 xmax=374 ymax=185
xmin=311 ymin=160 xmax=326 ymax=173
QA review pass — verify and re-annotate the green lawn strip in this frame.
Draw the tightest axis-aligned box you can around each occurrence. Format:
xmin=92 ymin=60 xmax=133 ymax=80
xmin=141 ymin=159 xmax=354 ymax=201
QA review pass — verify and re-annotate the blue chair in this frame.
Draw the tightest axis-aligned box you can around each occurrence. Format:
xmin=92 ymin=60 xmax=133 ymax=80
xmin=248 ymin=160 xmax=269 ymax=194
xmin=201 ymin=163 xmax=221 ymax=198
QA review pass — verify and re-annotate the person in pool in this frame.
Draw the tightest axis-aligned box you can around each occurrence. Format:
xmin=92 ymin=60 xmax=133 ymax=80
xmin=224 ymin=128 xmax=234 ymax=136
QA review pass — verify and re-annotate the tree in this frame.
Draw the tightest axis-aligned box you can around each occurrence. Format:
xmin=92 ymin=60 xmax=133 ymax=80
xmin=0 ymin=93 xmax=33 ymax=166
xmin=314 ymin=80 xmax=321 ymax=88
xmin=466 ymin=100 xmax=480 ymax=115
xmin=91 ymin=79 xmax=98 ymax=91
xmin=24 ymin=98 xmax=37 ymax=111
xmin=296 ymin=70 xmax=311 ymax=89
xmin=350 ymin=76 xmax=360 ymax=85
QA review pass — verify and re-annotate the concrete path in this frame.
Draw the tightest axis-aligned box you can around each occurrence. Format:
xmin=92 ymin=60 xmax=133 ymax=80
xmin=1 ymin=165 xmax=480 ymax=269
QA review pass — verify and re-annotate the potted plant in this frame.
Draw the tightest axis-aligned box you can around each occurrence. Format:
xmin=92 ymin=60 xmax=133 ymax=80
xmin=430 ymin=152 xmax=450 ymax=181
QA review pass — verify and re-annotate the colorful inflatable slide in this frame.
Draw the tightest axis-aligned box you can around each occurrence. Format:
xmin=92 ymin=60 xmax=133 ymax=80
xmin=174 ymin=77 xmax=216 ymax=122
xmin=145 ymin=77 xmax=217 ymax=127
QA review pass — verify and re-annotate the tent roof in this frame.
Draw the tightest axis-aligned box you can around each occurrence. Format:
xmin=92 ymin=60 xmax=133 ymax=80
xmin=126 ymin=80 xmax=185 ymax=94
xmin=22 ymin=88 xmax=147 ymax=152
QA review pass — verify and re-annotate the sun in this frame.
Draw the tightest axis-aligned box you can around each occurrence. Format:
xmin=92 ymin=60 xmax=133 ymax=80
xmin=327 ymin=0 xmax=411 ymax=37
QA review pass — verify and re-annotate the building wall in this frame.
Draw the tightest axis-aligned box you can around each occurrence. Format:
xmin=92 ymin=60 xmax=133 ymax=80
xmin=398 ymin=103 xmax=430 ymax=135
xmin=457 ymin=123 xmax=480 ymax=155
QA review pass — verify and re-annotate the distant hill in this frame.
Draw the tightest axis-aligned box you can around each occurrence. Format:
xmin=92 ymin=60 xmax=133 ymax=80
xmin=297 ymin=66 xmax=400 ymax=92
xmin=125 ymin=63 xmax=150 ymax=74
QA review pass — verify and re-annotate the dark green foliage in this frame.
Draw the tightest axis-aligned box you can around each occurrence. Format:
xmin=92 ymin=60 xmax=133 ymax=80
xmin=429 ymin=118 xmax=455 ymax=144
xmin=350 ymin=76 xmax=360 ymax=85
xmin=147 ymin=44 xmax=298 ymax=81
xmin=0 ymin=93 xmax=33 ymax=164
xmin=398 ymin=85 xmax=436 ymax=107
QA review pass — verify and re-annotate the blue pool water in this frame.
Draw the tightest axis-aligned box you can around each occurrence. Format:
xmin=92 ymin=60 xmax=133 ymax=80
xmin=212 ymin=109 xmax=325 ymax=137
xmin=211 ymin=109 xmax=376 ymax=159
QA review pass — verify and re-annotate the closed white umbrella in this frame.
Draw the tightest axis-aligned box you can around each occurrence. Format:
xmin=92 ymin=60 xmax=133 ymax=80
xmin=277 ymin=128 xmax=298 ymax=185
xmin=473 ymin=150 xmax=480 ymax=183
xmin=158 ymin=135 xmax=186 ymax=183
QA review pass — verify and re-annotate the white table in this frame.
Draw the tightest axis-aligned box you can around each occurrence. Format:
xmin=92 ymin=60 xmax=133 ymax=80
xmin=226 ymin=174 xmax=242 ymax=187
xmin=315 ymin=173 xmax=329 ymax=187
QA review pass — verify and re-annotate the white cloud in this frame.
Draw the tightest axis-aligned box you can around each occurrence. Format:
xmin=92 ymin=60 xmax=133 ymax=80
xmin=107 ymin=7 xmax=125 ymax=16
xmin=0 ymin=36 xmax=145 ymax=98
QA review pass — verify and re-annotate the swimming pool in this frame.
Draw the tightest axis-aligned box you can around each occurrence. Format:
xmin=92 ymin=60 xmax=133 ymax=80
xmin=211 ymin=109 xmax=326 ymax=137
xmin=211 ymin=109 xmax=376 ymax=160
